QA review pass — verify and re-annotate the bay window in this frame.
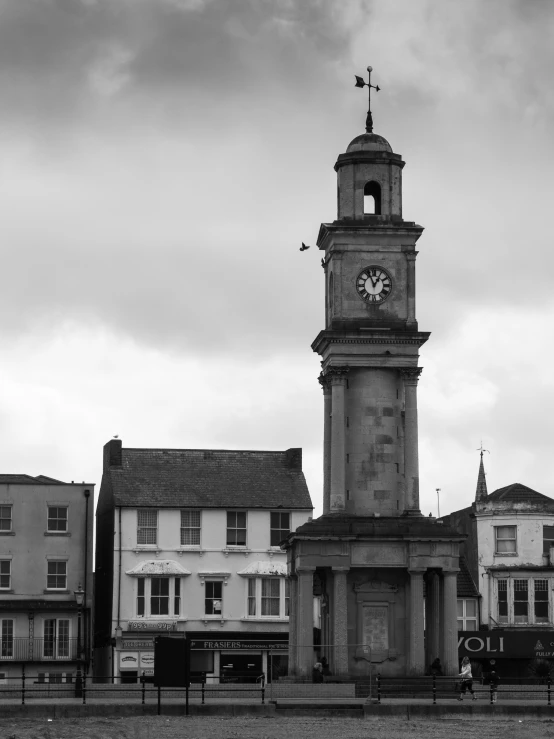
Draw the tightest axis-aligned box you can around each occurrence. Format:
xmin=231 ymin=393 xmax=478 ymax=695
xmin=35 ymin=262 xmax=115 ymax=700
xmin=135 ymin=577 xmax=181 ymax=618
xmin=244 ymin=577 xmax=289 ymax=619
xmin=496 ymin=576 xmax=551 ymax=625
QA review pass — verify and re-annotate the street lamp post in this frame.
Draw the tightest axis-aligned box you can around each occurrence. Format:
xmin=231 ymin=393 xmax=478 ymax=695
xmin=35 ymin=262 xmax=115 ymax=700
xmin=74 ymin=584 xmax=85 ymax=698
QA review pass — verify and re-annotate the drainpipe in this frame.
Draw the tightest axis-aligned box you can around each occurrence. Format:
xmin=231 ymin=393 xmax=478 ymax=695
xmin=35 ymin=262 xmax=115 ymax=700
xmin=117 ymin=506 xmax=122 ymax=629
xmin=83 ymin=490 xmax=90 ymax=664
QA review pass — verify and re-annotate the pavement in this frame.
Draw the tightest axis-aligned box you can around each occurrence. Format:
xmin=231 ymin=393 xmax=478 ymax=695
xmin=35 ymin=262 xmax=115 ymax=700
xmin=0 ymin=695 xmax=553 ymax=719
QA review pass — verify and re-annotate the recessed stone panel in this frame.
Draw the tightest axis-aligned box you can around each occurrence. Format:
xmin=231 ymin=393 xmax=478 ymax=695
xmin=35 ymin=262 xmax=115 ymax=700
xmin=352 ymin=542 xmax=407 ymax=566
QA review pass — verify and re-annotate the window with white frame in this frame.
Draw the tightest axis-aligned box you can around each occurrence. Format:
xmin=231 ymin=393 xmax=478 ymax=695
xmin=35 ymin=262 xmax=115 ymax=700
xmin=0 ymin=506 xmax=12 ymax=532
xmin=270 ymin=512 xmax=290 ymax=547
xmin=244 ymin=577 xmax=289 ymax=619
xmin=44 ymin=619 xmax=70 ymax=659
xmin=180 ymin=510 xmax=201 ymax=546
xmin=205 ymin=581 xmax=223 ymax=615
xmin=496 ymin=577 xmax=551 ymax=625
xmin=46 ymin=561 xmax=67 ymax=590
xmin=495 ymin=526 xmax=517 ymax=554
xmin=543 ymin=526 xmax=554 ymax=556
xmin=226 ymin=511 xmax=246 ymax=546
xmin=136 ymin=577 xmax=181 ymax=618
xmin=1 ymin=619 xmax=13 ymax=658
xmin=47 ymin=506 xmax=68 ymax=532
xmin=137 ymin=510 xmax=158 ymax=545
xmin=457 ymin=599 xmax=478 ymax=631
xmin=0 ymin=561 xmax=11 ymax=590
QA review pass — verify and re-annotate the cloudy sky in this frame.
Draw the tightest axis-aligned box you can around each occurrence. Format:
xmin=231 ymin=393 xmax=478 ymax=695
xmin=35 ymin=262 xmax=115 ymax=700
xmin=1 ymin=0 xmax=554 ymax=519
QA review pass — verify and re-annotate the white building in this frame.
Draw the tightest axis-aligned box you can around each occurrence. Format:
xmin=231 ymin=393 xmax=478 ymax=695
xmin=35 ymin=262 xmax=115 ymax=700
xmin=94 ymin=439 xmax=312 ymax=683
xmin=443 ymin=453 xmax=554 ymax=677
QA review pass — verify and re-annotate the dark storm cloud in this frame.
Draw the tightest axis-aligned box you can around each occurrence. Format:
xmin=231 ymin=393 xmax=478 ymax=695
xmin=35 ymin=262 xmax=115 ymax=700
xmin=2 ymin=0 xmax=554 ymax=361
xmin=0 ymin=0 xmax=354 ymax=129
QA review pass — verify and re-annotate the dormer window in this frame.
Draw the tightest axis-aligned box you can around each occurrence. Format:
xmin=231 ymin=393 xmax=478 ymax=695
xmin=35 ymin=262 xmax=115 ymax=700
xmin=364 ymin=181 xmax=381 ymax=215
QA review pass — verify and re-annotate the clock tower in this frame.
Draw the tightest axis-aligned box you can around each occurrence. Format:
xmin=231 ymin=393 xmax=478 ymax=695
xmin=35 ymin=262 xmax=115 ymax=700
xmin=315 ymin=116 xmax=428 ymax=518
xmin=284 ymin=73 xmax=464 ymax=679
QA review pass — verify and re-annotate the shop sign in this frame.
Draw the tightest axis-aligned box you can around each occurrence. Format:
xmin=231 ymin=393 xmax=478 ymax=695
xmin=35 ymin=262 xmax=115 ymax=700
xmin=122 ymin=640 xmax=154 ymax=650
xmin=190 ymin=639 xmax=288 ymax=651
xmin=119 ymin=651 xmax=139 ymax=669
xmin=140 ymin=652 xmax=155 ymax=669
xmin=458 ymin=630 xmax=554 ymax=658
xmin=127 ymin=621 xmax=176 ymax=631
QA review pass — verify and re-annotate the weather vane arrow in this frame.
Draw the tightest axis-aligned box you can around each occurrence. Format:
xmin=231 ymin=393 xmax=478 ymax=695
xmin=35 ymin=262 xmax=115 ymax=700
xmin=355 ymin=66 xmax=380 ymax=133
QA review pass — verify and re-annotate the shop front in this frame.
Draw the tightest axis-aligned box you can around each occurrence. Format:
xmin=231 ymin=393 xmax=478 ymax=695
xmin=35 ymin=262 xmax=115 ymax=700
xmin=458 ymin=629 xmax=554 ymax=679
xmin=117 ymin=627 xmax=287 ymax=683
xmin=117 ymin=620 xmax=179 ymax=683
xmin=187 ymin=632 xmax=288 ymax=683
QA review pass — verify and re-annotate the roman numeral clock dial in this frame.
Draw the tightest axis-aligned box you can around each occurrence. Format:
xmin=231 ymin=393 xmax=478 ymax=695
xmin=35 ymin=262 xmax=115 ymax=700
xmin=356 ymin=266 xmax=392 ymax=304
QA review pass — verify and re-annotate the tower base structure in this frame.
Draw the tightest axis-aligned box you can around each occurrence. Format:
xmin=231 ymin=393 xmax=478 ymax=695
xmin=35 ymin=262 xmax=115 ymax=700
xmin=284 ymin=514 xmax=463 ymax=678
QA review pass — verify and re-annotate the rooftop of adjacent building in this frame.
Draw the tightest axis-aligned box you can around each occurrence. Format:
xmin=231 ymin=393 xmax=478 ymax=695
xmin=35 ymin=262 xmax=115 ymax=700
xmin=0 ymin=474 xmax=93 ymax=486
xmin=99 ymin=438 xmax=313 ymax=511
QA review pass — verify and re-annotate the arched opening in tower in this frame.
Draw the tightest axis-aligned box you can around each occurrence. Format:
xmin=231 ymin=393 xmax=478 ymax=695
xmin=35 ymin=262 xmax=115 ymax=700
xmin=363 ymin=181 xmax=381 ymax=215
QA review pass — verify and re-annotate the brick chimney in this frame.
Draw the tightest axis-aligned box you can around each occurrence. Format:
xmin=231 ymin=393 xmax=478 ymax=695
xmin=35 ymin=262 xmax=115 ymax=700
xmin=103 ymin=439 xmax=122 ymax=471
xmin=285 ymin=448 xmax=302 ymax=470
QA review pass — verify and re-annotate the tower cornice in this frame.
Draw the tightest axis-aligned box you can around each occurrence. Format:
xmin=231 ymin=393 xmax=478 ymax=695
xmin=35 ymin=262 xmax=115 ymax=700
xmin=312 ymin=328 xmax=430 ymax=356
xmin=317 ymin=220 xmax=424 ymax=250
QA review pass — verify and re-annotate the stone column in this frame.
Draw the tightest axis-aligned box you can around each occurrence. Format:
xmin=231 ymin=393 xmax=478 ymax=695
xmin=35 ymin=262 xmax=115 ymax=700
xmin=408 ymin=570 xmax=425 ymax=674
xmin=405 ymin=251 xmax=418 ymax=328
xmin=400 ymin=368 xmax=422 ymax=515
xmin=441 ymin=570 xmax=459 ymax=676
xmin=319 ymin=373 xmax=332 ymax=515
xmin=296 ymin=567 xmax=315 ymax=677
xmin=328 ymin=368 xmax=349 ymax=512
xmin=288 ymin=576 xmax=298 ymax=675
xmin=332 ymin=566 xmax=349 ymax=674
xmin=425 ymin=570 xmax=440 ymax=669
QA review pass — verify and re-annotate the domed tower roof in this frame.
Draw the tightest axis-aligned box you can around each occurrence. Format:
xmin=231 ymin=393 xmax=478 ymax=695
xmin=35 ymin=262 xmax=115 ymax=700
xmin=346 ymin=132 xmax=392 ymax=153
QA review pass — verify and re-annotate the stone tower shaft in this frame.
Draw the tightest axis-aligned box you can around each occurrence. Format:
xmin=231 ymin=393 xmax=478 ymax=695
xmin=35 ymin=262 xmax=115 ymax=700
xmin=313 ymin=132 xmax=429 ymax=518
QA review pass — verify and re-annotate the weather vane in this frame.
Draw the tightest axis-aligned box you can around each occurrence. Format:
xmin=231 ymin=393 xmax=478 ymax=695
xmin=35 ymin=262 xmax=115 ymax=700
xmin=355 ymin=66 xmax=380 ymax=133
xmin=477 ymin=441 xmax=490 ymax=458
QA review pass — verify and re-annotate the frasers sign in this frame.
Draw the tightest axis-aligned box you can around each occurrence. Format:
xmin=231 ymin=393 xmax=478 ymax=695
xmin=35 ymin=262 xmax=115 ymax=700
xmin=190 ymin=640 xmax=288 ymax=651
xmin=458 ymin=631 xmax=554 ymax=659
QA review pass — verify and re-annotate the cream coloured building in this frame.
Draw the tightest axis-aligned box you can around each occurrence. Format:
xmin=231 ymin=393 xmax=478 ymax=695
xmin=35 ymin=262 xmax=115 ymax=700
xmin=94 ymin=439 xmax=312 ymax=682
xmin=0 ymin=475 xmax=94 ymax=684
xmin=443 ymin=454 xmax=554 ymax=677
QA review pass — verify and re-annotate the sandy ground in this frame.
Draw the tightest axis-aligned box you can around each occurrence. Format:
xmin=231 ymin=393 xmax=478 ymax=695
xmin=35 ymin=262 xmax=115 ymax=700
xmin=1 ymin=716 xmax=554 ymax=739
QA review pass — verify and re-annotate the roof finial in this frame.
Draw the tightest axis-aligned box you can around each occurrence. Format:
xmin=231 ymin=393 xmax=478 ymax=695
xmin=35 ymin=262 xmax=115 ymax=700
xmin=475 ymin=442 xmax=489 ymax=503
xmin=355 ymin=66 xmax=380 ymax=133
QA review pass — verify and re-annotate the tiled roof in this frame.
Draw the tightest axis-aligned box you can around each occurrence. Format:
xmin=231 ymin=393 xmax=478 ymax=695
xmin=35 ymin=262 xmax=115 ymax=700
xmin=487 ymin=483 xmax=554 ymax=505
xmin=457 ymin=556 xmax=480 ymax=598
xmin=0 ymin=474 xmax=66 ymax=485
xmin=106 ymin=445 xmax=313 ymax=510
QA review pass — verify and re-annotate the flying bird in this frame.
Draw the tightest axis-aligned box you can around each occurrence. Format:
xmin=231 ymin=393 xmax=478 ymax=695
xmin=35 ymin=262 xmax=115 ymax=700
xmin=300 ymin=242 xmax=310 ymax=251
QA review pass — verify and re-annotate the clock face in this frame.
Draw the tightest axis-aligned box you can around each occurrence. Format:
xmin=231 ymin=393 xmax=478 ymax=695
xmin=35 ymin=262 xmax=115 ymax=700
xmin=356 ymin=266 xmax=392 ymax=304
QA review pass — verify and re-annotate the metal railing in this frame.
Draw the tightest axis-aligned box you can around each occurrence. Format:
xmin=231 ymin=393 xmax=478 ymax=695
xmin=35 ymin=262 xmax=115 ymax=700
xmin=375 ymin=673 xmax=554 ymax=705
xmin=0 ymin=670 xmax=266 ymax=713
xmin=0 ymin=638 xmax=81 ymax=661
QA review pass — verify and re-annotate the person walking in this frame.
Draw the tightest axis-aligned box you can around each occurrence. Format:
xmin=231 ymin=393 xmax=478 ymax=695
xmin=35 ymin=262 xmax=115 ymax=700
xmin=457 ymin=656 xmax=477 ymax=701
xmin=489 ymin=670 xmax=500 ymax=703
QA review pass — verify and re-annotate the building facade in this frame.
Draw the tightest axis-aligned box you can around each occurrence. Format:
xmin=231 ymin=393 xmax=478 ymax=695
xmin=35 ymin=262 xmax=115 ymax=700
xmin=94 ymin=439 xmax=312 ymax=683
xmin=284 ymin=89 xmax=464 ymax=678
xmin=443 ymin=454 xmax=554 ymax=677
xmin=0 ymin=475 xmax=94 ymax=684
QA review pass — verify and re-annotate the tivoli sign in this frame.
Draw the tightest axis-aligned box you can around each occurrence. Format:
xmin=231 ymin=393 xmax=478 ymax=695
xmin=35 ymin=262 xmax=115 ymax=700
xmin=458 ymin=631 xmax=554 ymax=658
